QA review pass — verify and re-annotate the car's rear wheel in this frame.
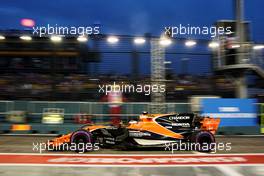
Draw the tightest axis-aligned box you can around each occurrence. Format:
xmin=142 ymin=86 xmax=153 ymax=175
xmin=70 ymin=130 xmax=93 ymax=153
xmin=190 ymin=131 xmax=215 ymax=152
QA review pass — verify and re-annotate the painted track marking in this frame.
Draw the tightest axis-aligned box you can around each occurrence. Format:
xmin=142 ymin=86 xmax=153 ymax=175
xmin=0 ymin=153 xmax=264 ymax=167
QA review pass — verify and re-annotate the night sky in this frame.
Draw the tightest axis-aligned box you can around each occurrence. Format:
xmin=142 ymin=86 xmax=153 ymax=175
xmin=0 ymin=0 xmax=263 ymax=75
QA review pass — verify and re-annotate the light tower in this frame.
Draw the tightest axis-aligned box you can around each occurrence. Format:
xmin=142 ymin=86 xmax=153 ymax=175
xmin=235 ymin=0 xmax=247 ymax=98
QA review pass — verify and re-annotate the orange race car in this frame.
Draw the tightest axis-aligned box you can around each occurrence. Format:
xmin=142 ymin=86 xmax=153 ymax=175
xmin=48 ymin=112 xmax=220 ymax=152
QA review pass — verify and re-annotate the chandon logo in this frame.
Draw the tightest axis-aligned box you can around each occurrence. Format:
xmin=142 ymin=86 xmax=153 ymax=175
xmin=169 ymin=116 xmax=190 ymax=121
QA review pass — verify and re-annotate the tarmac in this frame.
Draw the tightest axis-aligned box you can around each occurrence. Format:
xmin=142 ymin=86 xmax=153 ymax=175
xmin=0 ymin=135 xmax=263 ymax=176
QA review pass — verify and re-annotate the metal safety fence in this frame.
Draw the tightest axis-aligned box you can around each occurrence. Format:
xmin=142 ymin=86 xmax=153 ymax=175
xmin=0 ymin=101 xmax=190 ymax=124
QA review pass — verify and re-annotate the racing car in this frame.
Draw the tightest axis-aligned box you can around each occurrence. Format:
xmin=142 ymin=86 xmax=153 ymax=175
xmin=48 ymin=112 xmax=220 ymax=152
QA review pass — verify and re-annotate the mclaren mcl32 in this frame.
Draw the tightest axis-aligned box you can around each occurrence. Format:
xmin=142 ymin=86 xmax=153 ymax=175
xmin=48 ymin=112 xmax=220 ymax=152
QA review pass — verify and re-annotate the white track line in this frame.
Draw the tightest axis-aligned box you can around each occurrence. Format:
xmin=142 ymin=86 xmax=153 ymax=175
xmin=215 ymin=166 xmax=244 ymax=176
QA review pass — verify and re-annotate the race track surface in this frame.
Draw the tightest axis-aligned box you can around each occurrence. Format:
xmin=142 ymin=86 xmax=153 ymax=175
xmin=0 ymin=135 xmax=263 ymax=176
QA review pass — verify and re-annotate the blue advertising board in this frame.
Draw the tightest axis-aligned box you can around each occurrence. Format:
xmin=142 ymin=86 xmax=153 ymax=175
xmin=201 ymin=98 xmax=257 ymax=127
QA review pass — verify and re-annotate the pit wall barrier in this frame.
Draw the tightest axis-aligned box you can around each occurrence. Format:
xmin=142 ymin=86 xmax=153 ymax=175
xmin=0 ymin=100 xmax=262 ymax=135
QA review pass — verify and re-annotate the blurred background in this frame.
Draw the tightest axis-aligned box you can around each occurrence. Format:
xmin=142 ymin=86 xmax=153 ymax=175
xmin=0 ymin=0 xmax=263 ymax=135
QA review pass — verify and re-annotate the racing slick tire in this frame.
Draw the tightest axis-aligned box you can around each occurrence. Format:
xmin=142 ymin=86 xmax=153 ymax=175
xmin=70 ymin=129 xmax=93 ymax=153
xmin=190 ymin=131 xmax=215 ymax=152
